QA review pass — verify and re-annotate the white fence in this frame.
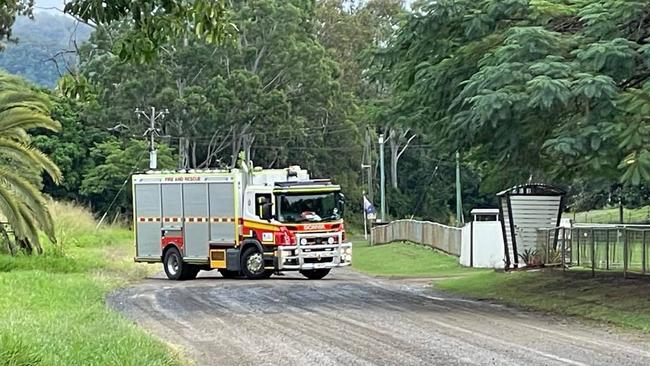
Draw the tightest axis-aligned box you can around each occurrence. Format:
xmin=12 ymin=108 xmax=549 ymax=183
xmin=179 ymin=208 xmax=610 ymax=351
xmin=371 ymin=219 xmax=462 ymax=256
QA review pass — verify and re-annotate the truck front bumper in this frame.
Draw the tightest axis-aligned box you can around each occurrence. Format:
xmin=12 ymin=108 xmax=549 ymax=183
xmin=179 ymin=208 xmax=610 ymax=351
xmin=276 ymin=242 xmax=352 ymax=270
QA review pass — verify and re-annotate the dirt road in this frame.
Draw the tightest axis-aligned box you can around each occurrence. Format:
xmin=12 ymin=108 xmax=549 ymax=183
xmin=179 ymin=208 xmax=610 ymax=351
xmin=108 ymin=268 xmax=650 ymax=365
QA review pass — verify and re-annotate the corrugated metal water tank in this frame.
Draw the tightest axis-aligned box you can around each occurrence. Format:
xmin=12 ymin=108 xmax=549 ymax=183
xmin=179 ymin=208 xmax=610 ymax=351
xmin=497 ymin=184 xmax=566 ymax=269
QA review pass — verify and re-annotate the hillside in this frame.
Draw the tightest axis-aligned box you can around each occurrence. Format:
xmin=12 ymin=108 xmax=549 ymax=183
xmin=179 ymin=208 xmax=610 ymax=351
xmin=0 ymin=12 xmax=91 ymax=87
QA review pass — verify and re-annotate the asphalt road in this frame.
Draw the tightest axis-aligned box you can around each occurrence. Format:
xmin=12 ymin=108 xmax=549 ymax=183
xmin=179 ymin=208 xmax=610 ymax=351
xmin=108 ymin=268 xmax=650 ymax=366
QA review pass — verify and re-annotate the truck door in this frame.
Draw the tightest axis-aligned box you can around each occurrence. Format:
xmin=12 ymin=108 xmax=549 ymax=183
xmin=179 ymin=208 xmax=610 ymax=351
xmin=208 ymin=182 xmax=236 ymax=244
xmin=161 ymin=183 xmax=183 ymax=252
xmin=183 ymin=183 xmax=209 ymax=260
xmin=135 ymin=183 xmax=162 ymax=259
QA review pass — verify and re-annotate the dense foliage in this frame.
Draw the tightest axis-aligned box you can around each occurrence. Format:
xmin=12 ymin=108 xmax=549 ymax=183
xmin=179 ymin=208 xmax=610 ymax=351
xmin=0 ymin=72 xmax=61 ymax=254
xmin=380 ymin=0 xmax=650 ymax=202
xmin=10 ymin=0 xmax=650 ymax=233
xmin=9 ymin=0 xmax=498 ymax=224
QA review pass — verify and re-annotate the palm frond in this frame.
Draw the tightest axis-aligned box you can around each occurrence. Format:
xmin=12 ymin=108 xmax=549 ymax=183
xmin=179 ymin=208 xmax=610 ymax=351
xmin=0 ymin=184 xmax=33 ymax=248
xmin=0 ymin=108 xmax=61 ymax=133
xmin=0 ymin=168 xmax=55 ymax=239
xmin=17 ymin=203 xmax=44 ymax=254
xmin=2 ymin=127 xmax=29 ymax=142
xmin=0 ymin=71 xmax=62 ymax=254
xmin=0 ymin=138 xmax=63 ymax=183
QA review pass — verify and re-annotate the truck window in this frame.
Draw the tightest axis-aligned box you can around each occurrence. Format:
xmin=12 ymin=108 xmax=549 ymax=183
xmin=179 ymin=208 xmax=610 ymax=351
xmin=255 ymin=194 xmax=272 ymax=218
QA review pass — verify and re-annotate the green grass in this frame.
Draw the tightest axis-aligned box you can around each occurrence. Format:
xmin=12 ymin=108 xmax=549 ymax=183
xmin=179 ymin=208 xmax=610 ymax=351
xmin=352 ymin=239 xmax=486 ymax=278
xmin=0 ymin=201 xmax=179 ymax=366
xmin=351 ymin=238 xmax=650 ymax=332
xmin=437 ymin=270 xmax=650 ymax=332
xmin=572 ymin=205 xmax=650 ymax=224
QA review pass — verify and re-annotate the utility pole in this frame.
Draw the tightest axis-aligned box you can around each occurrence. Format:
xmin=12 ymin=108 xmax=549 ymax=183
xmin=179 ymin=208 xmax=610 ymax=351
xmin=362 ymin=132 xmax=372 ymax=206
xmin=135 ymin=107 xmax=168 ymax=170
xmin=379 ymin=133 xmax=386 ymax=222
xmin=456 ymin=151 xmax=463 ymax=226
xmin=365 ymin=130 xmax=374 ymax=202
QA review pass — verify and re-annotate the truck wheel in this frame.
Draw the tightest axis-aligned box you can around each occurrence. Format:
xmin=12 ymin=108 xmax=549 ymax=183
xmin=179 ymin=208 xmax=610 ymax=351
xmin=300 ymin=268 xmax=331 ymax=280
xmin=241 ymin=247 xmax=272 ymax=279
xmin=163 ymin=247 xmax=197 ymax=281
xmin=218 ymin=269 xmax=240 ymax=278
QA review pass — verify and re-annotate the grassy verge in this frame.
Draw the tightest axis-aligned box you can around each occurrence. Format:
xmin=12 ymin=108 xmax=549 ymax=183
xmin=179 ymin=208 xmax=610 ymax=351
xmin=352 ymin=239 xmax=650 ymax=332
xmin=351 ymin=239 xmax=486 ymax=278
xmin=0 ymin=201 xmax=179 ymax=366
xmin=437 ymin=270 xmax=650 ymax=332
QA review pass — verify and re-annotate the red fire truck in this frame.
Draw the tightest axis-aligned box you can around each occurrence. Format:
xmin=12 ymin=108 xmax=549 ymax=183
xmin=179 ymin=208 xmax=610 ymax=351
xmin=132 ymin=165 xmax=352 ymax=280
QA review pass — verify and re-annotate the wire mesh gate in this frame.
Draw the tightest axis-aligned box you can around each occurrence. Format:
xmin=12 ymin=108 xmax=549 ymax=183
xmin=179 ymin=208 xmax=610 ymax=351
xmin=537 ymin=225 xmax=650 ymax=277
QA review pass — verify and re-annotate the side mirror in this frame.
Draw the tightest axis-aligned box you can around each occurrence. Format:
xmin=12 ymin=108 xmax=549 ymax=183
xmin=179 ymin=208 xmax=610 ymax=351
xmin=261 ymin=202 xmax=273 ymax=222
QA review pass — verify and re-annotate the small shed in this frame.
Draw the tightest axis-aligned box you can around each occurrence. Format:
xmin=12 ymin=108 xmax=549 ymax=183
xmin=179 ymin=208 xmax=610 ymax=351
xmin=497 ymin=184 xmax=566 ymax=269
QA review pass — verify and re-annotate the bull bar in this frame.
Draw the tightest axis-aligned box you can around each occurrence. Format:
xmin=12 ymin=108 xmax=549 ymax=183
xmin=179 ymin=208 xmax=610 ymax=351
xmin=276 ymin=232 xmax=352 ymax=270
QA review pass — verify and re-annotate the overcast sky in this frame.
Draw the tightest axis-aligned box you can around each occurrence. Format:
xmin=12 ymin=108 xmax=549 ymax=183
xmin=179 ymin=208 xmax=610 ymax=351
xmin=34 ymin=0 xmax=65 ymax=12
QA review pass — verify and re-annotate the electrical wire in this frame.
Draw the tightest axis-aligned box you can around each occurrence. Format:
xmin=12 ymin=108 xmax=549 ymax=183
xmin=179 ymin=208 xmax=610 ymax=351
xmin=95 ymin=150 xmax=147 ymax=229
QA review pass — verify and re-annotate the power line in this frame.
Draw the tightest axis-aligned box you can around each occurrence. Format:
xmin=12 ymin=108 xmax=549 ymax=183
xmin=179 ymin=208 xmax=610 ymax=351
xmin=95 ymin=150 xmax=147 ymax=229
xmin=160 ymin=126 xmax=362 ymax=142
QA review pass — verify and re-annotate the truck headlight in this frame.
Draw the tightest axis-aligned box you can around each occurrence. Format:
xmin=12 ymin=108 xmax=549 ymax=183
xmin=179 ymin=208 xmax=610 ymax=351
xmin=327 ymin=237 xmax=335 ymax=244
xmin=300 ymin=238 xmax=307 ymax=245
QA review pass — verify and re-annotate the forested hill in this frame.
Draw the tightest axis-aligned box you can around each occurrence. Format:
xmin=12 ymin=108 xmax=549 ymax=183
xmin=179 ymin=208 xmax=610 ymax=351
xmin=0 ymin=12 xmax=91 ymax=88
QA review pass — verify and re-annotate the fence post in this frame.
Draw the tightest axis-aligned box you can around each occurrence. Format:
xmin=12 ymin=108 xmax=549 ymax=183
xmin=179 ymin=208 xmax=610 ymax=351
xmin=421 ymin=221 xmax=425 ymax=247
xmin=623 ymin=228 xmax=628 ymax=278
xmin=568 ymin=228 xmax=573 ymax=265
xmin=591 ymin=228 xmax=595 ymax=277
xmin=576 ymin=229 xmax=581 ymax=267
xmin=605 ymin=229 xmax=610 ymax=270
xmin=641 ymin=229 xmax=647 ymax=274
xmin=544 ymin=228 xmax=557 ymax=264
xmin=562 ymin=227 xmax=567 ymax=272
xmin=470 ymin=221 xmax=474 ymax=268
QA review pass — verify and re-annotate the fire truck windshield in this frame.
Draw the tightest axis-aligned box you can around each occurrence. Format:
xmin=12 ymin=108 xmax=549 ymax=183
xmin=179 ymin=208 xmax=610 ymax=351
xmin=275 ymin=191 xmax=343 ymax=223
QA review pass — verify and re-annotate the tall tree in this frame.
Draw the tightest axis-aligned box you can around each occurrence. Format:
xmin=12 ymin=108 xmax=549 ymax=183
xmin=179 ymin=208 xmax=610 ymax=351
xmin=380 ymin=0 xmax=650 ymax=189
xmin=0 ymin=72 xmax=61 ymax=254
xmin=65 ymin=0 xmax=364 ymax=216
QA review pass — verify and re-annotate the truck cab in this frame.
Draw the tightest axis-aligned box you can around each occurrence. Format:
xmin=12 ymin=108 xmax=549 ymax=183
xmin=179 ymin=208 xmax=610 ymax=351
xmin=239 ymin=167 xmax=352 ymax=279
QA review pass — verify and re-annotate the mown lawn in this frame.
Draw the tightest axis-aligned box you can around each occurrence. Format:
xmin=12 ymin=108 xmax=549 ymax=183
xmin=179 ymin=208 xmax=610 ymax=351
xmin=438 ymin=270 xmax=650 ymax=332
xmin=352 ymin=239 xmax=486 ymax=278
xmin=0 ymin=202 xmax=179 ymax=366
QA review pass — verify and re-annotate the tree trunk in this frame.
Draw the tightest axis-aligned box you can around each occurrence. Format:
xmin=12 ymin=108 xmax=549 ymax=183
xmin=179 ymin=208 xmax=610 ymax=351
xmin=231 ymin=129 xmax=241 ymax=168
xmin=387 ymin=127 xmax=416 ymax=190
xmin=191 ymin=140 xmax=197 ymax=168
xmin=390 ymin=136 xmax=399 ymax=189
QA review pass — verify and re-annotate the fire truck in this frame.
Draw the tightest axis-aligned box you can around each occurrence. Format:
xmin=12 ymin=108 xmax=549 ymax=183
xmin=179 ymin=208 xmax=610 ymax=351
xmin=132 ymin=165 xmax=352 ymax=280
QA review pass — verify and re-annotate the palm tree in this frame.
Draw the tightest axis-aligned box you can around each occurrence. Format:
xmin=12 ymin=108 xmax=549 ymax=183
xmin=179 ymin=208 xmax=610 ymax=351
xmin=0 ymin=72 xmax=61 ymax=254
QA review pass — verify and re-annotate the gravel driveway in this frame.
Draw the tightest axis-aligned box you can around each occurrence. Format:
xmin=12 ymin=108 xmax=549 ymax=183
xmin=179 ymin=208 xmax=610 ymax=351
xmin=108 ymin=268 xmax=650 ymax=365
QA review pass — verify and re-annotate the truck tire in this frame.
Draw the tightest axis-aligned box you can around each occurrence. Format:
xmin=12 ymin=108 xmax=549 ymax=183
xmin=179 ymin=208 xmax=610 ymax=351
xmin=241 ymin=247 xmax=272 ymax=279
xmin=163 ymin=247 xmax=197 ymax=281
xmin=300 ymin=268 xmax=331 ymax=280
xmin=218 ymin=269 xmax=240 ymax=278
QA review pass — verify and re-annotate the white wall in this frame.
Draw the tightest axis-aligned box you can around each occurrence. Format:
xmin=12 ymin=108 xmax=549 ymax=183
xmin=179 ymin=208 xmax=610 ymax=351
xmin=460 ymin=221 xmax=505 ymax=269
